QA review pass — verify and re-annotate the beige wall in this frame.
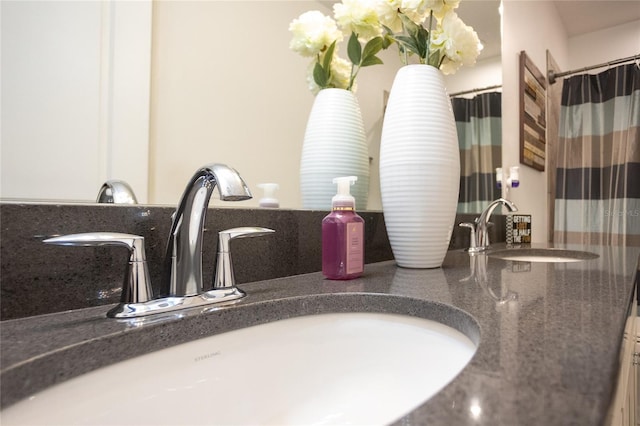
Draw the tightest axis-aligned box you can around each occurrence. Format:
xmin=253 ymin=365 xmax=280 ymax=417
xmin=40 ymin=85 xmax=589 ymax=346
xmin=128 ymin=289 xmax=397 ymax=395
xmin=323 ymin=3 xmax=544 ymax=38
xmin=148 ymin=1 xmax=402 ymax=209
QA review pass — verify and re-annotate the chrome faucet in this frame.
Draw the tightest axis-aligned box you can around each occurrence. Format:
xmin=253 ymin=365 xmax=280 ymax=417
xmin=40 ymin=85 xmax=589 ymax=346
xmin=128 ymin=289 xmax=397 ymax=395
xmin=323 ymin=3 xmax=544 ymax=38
xmin=459 ymin=198 xmax=518 ymax=253
xmin=160 ymin=164 xmax=252 ymax=298
xmin=96 ymin=180 xmax=138 ymax=204
xmin=45 ymin=164 xmax=274 ymax=319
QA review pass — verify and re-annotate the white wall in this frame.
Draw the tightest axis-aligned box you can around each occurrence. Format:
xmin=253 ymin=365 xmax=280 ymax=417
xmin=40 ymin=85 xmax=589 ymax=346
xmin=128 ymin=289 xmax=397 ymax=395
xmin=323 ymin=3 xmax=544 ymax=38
xmin=568 ymin=19 xmax=640 ymax=69
xmin=444 ymin=55 xmax=502 ymax=96
xmin=502 ymin=0 xmax=568 ymax=243
xmin=0 ymin=1 xmax=152 ymax=203
xmin=2 ymin=1 xmax=103 ymax=201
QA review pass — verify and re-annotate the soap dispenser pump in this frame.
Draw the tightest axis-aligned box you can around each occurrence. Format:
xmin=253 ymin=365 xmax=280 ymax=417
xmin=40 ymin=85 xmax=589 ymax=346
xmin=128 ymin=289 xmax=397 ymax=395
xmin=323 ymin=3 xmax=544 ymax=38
xmin=322 ymin=176 xmax=364 ymax=280
xmin=257 ymin=183 xmax=280 ymax=208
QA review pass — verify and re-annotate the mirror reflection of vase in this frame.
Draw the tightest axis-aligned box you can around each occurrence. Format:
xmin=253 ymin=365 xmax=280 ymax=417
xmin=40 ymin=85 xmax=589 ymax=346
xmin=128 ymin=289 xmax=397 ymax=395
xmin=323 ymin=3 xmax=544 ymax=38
xmin=300 ymin=88 xmax=370 ymax=211
xmin=389 ymin=267 xmax=451 ymax=304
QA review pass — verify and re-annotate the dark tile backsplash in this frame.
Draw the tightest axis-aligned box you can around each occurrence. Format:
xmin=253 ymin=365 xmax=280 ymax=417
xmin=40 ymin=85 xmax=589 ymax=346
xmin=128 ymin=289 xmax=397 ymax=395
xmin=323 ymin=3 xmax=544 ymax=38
xmin=0 ymin=203 xmax=504 ymax=320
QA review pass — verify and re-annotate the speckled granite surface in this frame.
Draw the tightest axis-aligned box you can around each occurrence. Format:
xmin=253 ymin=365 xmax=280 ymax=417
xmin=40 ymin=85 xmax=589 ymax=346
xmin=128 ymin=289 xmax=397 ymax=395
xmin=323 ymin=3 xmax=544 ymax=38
xmin=0 ymin=202 xmax=504 ymax=320
xmin=0 ymin=203 xmax=391 ymax=320
xmin=1 ymin=243 xmax=638 ymax=425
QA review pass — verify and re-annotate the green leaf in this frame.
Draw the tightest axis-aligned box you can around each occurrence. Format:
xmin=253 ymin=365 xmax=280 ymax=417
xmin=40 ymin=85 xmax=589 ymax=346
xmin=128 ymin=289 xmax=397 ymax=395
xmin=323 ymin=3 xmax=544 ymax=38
xmin=399 ymin=13 xmax=420 ymax=39
xmin=360 ymin=55 xmax=383 ymax=67
xmin=416 ymin=26 xmax=429 ymax=57
xmin=394 ymin=35 xmax=421 ymax=56
xmin=313 ymin=62 xmax=328 ymax=88
xmin=362 ymin=36 xmax=383 ymax=59
xmin=347 ymin=32 xmax=362 ymax=65
xmin=379 ymin=26 xmax=402 ymax=61
xmin=428 ymin=50 xmax=442 ymax=68
xmin=382 ymin=33 xmax=394 ymax=49
xmin=322 ymin=41 xmax=336 ymax=71
xmin=397 ymin=12 xmax=431 ymax=60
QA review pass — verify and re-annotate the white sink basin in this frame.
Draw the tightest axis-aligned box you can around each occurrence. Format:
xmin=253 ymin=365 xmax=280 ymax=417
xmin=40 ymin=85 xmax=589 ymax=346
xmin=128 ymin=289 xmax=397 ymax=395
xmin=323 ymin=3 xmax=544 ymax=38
xmin=489 ymin=248 xmax=599 ymax=263
xmin=2 ymin=312 xmax=476 ymax=425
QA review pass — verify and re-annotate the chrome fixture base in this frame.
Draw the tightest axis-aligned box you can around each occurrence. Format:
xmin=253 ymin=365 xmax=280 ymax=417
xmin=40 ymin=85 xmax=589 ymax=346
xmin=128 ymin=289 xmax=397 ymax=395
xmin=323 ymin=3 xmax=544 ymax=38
xmin=107 ymin=287 xmax=246 ymax=319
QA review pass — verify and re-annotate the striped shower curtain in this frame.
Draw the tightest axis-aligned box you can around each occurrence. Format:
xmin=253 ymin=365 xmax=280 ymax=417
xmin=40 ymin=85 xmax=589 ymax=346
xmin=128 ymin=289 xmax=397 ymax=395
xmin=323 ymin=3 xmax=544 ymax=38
xmin=554 ymin=63 xmax=640 ymax=246
xmin=453 ymin=92 xmax=502 ymax=213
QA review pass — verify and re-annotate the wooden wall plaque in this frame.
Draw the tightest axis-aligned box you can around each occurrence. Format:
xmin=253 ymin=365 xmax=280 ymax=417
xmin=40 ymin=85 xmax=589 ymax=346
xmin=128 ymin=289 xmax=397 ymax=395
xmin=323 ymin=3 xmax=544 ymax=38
xmin=519 ymin=51 xmax=547 ymax=171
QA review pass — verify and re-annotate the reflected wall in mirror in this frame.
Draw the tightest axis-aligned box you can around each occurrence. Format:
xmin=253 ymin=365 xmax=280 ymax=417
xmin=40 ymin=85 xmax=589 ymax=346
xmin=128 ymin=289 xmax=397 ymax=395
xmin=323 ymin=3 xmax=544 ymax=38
xmin=1 ymin=0 xmax=501 ymax=212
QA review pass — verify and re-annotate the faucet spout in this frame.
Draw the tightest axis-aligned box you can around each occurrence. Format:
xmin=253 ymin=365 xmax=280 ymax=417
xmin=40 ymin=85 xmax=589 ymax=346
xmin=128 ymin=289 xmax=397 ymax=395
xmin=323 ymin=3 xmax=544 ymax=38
xmin=475 ymin=198 xmax=518 ymax=250
xmin=161 ymin=164 xmax=251 ymax=298
xmin=96 ymin=180 xmax=138 ymax=204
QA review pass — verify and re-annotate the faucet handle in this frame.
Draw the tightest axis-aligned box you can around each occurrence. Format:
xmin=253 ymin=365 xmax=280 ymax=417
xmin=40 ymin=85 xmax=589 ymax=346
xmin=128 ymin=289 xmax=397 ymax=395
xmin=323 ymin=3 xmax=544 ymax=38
xmin=459 ymin=223 xmax=480 ymax=253
xmin=214 ymin=227 xmax=275 ymax=290
xmin=43 ymin=232 xmax=153 ymax=305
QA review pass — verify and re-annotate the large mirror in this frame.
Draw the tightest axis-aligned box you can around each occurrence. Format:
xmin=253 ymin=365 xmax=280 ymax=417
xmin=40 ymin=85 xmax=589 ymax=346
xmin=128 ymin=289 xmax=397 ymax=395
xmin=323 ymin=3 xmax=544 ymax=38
xmin=444 ymin=1 xmax=502 ymax=214
xmin=1 ymin=0 xmax=500 ymax=211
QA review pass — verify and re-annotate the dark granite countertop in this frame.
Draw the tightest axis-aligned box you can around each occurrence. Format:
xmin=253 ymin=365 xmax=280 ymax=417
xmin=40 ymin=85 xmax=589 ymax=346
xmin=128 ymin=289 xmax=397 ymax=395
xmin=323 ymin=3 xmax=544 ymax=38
xmin=1 ymin=243 xmax=638 ymax=425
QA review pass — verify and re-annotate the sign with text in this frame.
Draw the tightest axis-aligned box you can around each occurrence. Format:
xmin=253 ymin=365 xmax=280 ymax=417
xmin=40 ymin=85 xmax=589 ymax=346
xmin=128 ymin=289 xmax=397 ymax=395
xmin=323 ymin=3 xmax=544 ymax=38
xmin=507 ymin=214 xmax=532 ymax=244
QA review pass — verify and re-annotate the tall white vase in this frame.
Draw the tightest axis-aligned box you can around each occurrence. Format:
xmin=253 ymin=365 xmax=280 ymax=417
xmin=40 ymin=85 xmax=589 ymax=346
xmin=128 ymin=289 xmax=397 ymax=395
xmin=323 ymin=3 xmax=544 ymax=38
xmin=300 ymin=88 xmax=370 ymax=210
xmin=379 ymin=65 xmax=460 ymax=268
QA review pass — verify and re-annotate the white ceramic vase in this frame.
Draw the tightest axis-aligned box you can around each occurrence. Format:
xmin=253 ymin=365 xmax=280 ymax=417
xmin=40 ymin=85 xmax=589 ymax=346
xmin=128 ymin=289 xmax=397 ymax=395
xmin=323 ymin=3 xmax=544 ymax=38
xmin=300 ymin=88 xmax=370 ymax=210
xmin=379 ymin=65 xmax=460 ymax=268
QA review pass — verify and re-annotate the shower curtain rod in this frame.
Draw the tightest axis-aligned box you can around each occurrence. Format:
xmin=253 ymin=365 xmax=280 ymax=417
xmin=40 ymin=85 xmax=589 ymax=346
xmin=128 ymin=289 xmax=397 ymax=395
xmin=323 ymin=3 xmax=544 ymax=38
xmin=449 ymin=84 xmax=502 ymax=97
xmin=548 ymin=53 xmax=640 ymax=85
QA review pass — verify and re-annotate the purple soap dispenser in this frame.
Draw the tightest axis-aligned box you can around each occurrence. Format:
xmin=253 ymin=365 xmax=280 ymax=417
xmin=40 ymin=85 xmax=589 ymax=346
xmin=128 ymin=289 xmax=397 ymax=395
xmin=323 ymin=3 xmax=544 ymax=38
xmin=322 ymin=176 xmax=364 ymax=280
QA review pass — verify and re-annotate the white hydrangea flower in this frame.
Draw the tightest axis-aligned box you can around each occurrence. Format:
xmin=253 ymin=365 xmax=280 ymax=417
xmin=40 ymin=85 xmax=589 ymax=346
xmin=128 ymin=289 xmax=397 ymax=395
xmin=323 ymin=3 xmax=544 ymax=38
xmin=289 ymin=11 xmax=343 ymax=57
xmin=333 ymin=0 xmax=383 ymax=41
xmin=330 ymin=56 xmax=354 ymax=90
xmin=400 ymin=0 xmax=430 ymax=24
xmin=430 ymin=11 xmax=482 ymax=74
xmin=375 ymin=0 xmax=403 ymax=33
xmin=424 ymin=0 xmax=460 ymax=19
xmin=305 ymin=55 xmax=354 ymax=95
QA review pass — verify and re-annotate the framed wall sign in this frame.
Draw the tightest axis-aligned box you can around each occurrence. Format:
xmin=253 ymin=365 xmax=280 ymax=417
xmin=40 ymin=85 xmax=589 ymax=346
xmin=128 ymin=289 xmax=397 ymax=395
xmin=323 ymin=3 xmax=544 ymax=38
xmin=519 ymin=51 xmax=547 ymax=171
xmin=507 ymin=214 xmax=532 ymax=244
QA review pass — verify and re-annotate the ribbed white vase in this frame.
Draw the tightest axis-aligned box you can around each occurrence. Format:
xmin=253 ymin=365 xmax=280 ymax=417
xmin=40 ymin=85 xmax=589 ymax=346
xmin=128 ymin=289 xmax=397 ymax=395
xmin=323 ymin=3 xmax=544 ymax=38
xmin=380 ymin=65 xmax=460 ymax=268
xmin=300 ymin=88 xmax=369 ymax=210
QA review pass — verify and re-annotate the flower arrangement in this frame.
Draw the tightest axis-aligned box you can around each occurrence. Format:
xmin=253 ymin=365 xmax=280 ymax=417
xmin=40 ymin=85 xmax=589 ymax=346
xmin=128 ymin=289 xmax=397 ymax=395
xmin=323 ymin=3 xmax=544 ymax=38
xmin=288 ymin=8 xmax=385 ymax=94
xmin=382 ymin=0 xmax=484 ymax=74
xmin=289 ymin=0 xmax=483 ymax=94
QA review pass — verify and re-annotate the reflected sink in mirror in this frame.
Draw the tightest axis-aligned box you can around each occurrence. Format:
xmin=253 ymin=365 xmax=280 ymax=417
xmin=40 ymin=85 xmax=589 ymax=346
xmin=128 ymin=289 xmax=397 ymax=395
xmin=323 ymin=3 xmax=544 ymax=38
xmin=2 ymin=312 xmax=477 ymax=426
xmin=489 ymin=248 xmax=599 ymax=263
